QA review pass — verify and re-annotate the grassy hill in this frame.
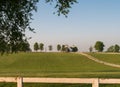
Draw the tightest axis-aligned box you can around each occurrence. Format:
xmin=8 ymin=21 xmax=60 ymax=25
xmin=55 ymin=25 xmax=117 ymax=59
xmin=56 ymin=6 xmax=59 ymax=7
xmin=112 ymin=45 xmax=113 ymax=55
xmin=89 ymin=53 xmax=120 ymax=65
xmin=0 ymin=52 xmax=120 ymax=87
xmin=0 ymin=52 xmax=120 ymax=78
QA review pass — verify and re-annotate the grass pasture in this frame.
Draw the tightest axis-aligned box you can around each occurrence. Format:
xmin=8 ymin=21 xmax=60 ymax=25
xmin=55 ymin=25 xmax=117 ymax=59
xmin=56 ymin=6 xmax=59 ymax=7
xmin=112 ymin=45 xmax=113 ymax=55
xmin=0 ymin=52 xmax=120 ymax=87
xmin=89 ymin=53 xmax=120 ymax=65
xmin=0 ymin=52 xmax=120 ymax=78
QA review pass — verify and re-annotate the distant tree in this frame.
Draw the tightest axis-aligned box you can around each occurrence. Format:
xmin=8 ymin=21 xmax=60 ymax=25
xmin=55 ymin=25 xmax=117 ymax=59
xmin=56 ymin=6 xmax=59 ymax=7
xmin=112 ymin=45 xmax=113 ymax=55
xmin=107 ymin=44 xmax=120 ymax=52
xmin=48 ymin=45 xmax=53 ymax=51
xmin=89 ymin=46 xmax=93 ymax=52
xmin=94 ymin=41 xmax=104 ymax=52
xmin=61 ymin=45 xmax=66 ymax=52
xmin=39 ymin=43 xmax=44 ymax=52
xmin=71 ymin=46 xmax=78 ymax=52
xmin=34 ymin=42 xmax=39 ymax=52
xmin=107 ymin=45 xmax=114 ymax=52
xmin=57 ymin=44 xmax=61 ymax=52
xmin=65 ymin=45 xmax=70 ymax=52
xmin=114 ymin=44 xmax=120 ymax=52
xmin=19 ymin=40 xmax=31 ymax=52
xmin=75 ymin=47 xmax=78 ymax=52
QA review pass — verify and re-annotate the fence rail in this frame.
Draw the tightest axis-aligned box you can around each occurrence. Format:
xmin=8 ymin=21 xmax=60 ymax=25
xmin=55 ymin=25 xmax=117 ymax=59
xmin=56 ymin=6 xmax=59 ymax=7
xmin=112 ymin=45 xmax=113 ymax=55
xmin=0 ymin=77 xmax=120 ymax=87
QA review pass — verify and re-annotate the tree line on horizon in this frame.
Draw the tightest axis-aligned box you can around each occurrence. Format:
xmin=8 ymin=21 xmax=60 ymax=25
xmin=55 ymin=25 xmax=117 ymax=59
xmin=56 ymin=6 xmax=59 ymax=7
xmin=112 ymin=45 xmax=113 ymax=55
xmin=0 ymin=40 xmax=31 ymax=54
xmin=90 ymin=41 xmax=120 ymax=53
xmin=1 ymin=40 xmax=119 ymax=54
xmin=33 ymin=41 xmax=120 ymax=53
xmin=33 ymin=42 xmax=78 ymax=52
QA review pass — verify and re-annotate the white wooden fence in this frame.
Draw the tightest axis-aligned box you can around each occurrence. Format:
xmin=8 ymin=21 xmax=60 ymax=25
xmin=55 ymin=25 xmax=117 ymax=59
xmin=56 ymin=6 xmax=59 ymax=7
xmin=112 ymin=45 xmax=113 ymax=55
xmin=0 ymin=77 xmax=120 ymax=87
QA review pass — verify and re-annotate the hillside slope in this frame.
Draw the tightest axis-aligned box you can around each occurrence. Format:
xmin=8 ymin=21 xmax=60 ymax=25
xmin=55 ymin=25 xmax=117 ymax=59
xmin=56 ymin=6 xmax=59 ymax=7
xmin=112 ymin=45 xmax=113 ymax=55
xmin=0 ymin=52 xmax=120 ymax=78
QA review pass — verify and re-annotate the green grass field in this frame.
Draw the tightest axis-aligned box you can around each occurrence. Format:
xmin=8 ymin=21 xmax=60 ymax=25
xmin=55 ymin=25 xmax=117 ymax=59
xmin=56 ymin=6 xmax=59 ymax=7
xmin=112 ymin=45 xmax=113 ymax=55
xmin=89 ymin=53 xmax=120 ymax=65
xmin=0 ymin=52 xmax=120 ymax=78
xmin=0 ymin=52 xmax=120 ymax=87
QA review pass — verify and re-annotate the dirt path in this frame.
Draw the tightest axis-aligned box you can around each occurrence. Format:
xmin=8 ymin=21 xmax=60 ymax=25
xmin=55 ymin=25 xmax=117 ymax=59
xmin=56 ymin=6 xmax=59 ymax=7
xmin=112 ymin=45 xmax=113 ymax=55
xmin=77 ymin=52 xmax=120 ymax=68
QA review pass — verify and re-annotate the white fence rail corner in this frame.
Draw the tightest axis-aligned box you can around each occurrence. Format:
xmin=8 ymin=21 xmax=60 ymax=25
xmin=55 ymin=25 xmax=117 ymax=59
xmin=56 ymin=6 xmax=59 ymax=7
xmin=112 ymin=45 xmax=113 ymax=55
xmin=0 ymin=77 xmax=120 ymax=87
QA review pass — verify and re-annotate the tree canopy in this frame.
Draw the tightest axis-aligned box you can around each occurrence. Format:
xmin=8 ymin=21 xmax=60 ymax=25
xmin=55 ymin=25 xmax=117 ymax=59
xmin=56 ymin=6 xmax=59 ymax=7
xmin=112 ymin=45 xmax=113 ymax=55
xmin=107 ymin=45 xmax=114 ymax=52
xmin=46 ymin=0 xmax=77 ymax=17
xmin=48 ymin=45 xmax=52 ymax=51
xmin=0 ymin=0 xmax=77 ymax=54
xmin=57 ymin=44 xmax=61 ymax=51
xmin=107 ymin=44 xmax=120 ymax=52
xmin=89 ymin=46 xmax=93 ymax=52
xmin=39 ymin=43 xmax=44 ymax=51
xmin=34 ymin=42 xmax=39 ymax=51
xmin=114 ymin=44 xmax=120 ymax=52
xmin=94 ymin=41 xmax=105 ymax=52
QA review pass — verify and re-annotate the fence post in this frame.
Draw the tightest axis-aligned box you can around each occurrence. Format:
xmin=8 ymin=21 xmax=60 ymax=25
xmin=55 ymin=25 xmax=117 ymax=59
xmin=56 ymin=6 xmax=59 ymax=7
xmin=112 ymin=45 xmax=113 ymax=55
xmin=92 ymin=78 xmax=99 ymax=87
xmin=17 ymin=77 xmax=23 ymax=87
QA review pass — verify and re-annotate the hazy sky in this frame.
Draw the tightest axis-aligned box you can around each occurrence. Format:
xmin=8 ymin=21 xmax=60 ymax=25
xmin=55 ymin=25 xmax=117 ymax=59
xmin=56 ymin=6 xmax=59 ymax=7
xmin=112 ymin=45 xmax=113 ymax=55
xmin=27 ymin=0 xmax=120 ymax=52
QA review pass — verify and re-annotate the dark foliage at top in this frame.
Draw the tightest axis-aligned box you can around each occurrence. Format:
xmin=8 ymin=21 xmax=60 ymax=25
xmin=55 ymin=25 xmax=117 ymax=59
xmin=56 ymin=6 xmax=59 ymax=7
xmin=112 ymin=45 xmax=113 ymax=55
xmin=0 ymin=0 xmax=77 ymax=54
